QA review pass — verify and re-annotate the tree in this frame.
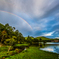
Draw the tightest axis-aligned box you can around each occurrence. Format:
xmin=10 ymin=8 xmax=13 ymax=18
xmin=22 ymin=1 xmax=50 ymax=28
xmin=27 ymin=36 xmax=32 ymax=45
xmin=1 ymin=30 xmax=7 ymax=43
xmin=40 ymin=38 xmax=42 ymax=42
xmin=14 ymin=30 xmax=24 ymax=44
xmin=4 ymin=24 xmax=13 ymax=38
xmin=0 ymin=23 xmax=4 ymax=31
xmin=4 ymin=36 xmax=16 ymax=52
xmin=13 ymin=27 xmax=15 ymax=31
xmin=39 ymin=38 xmax=42 ymax=47
xmin=33 ymin=38 xmax=39 ymax=42
xmin=32 ymin=38 xmax=39 ymax=46
xmin=0 ymin=23 xmax=24 ymax=47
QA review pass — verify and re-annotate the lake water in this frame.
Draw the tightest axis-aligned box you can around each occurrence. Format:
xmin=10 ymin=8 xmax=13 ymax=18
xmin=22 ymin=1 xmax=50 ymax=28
xmin=40 ymin=42 xmax=59 ymax=54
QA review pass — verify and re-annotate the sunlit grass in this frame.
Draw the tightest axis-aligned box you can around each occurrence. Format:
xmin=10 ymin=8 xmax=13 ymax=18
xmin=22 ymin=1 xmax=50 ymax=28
xmin=6 ymin=46 xmax=58 ymax=59
xmin=14 ymin=44 xmax=29 ymax=47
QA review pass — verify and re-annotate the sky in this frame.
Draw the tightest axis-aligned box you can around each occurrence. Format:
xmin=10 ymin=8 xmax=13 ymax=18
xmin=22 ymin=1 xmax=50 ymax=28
xmin=0 ymin=0 xmax=59 ymax=38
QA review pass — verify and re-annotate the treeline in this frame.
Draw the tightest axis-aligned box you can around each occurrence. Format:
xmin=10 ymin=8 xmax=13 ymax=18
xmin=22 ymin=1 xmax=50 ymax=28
xmin=0 ymin=23 xmax=25 ymax=45
xmin=0 ymin=23 xmax=52 ymax=46
xmin=0 ymin=23 xmax=40 ymax=46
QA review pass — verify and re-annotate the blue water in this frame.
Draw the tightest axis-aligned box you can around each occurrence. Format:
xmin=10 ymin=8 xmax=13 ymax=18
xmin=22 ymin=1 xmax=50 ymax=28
xmin=40 ymin=42 xmax=59 ymax=54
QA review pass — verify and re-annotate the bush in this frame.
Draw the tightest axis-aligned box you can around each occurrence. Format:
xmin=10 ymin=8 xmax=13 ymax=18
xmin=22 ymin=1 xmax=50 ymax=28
xmin=15 ymin=48 xmax=20 ymax=53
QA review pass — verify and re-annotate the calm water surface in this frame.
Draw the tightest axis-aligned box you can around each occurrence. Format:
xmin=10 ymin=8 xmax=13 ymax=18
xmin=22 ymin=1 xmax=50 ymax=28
xmin=40 ymin=42 xmax=59 ymax=54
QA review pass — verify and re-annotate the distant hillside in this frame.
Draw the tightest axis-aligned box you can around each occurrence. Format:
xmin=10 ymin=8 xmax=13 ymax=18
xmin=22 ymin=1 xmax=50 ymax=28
xmin=36 ymin=36 xmax=59 ymax=40
xmin=36 ymin=36 xmax=50 ymax=40
xmin=25 ymin=36 xmax=59 ymax=41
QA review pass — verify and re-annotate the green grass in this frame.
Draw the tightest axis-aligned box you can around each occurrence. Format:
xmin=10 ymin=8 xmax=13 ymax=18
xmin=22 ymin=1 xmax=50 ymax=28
xmin=0 ymin=46 xmax=8 ymax=52
xmin=14 ymin=44 xmax=29 ymax=47
xmin=0 ymin=46 xmax=16 ymax=59
xmin=0 ymin=46 xmax=8 ymax=59
xmin=6 ymin=46 xmax=58 ymax=59
xmin=0 ymin=44 xmax=29 ymax=59
xmin=36 ymin=37 xmax=51 ymax=40
xmin=25 ymin=36 xmax=59 ymax=41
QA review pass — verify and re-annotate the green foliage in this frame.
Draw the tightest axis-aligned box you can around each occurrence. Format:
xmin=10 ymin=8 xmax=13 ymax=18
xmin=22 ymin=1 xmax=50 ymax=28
xmin=26 ymin=36 xmax=33 ymax=45
xmin=36 ymin=36 xmax=50 ymax=40
xmin=0 ymin=46 xmax=8 ymax=52
xmin=4 ymin=36 xmax=16 ymax=45
xmin=0 ymin=46 xmax=19 ymax=59
xmin=14 ymin=44 xmax=29 ymax=47
xmin=0 ymin=23 xmax=58 ymax=59
xmin=5 ymin=46 xmax=58 ymax=59
xmin=0 ymin=23 xmax=24 ymax=45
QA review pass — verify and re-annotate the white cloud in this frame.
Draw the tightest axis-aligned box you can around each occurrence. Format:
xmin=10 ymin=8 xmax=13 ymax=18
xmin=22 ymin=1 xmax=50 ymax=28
xmin=55 ymin=32 xmax=58 ymax=34
xmin=32 ymin=17 xmax=55 ymax=31
xmin=0 ymin=0 xmax=59 ymax=18
xmin=42 ymin=31 xmax=55 ymax=36
xmin=0 ymin=0 xmax=59 ymax=37
xmin=33 ymin=27 xmax=41 ymax=30
xmin=52 ymin=22 xmax=59 ymax=27
xmin=55 ymin=13 xmax=59 ymax=16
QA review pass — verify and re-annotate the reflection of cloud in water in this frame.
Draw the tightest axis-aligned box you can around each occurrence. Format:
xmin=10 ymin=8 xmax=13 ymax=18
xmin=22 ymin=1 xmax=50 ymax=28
xmin=40 ymin=48 xmax=54 ymax=52
xmin=46 ymin=42 xmax=59 ymax=44
xmin=40 ymin=46 xmax=59 ymax=54
xmin=40 ymin=42 xmax=59 ymax=54
xmin=47 ymin=48 xmax=54 ymax=51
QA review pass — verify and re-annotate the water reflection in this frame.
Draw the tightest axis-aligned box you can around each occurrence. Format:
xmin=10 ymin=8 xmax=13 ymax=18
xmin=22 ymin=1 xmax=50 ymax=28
xmin=47 ymin=48 xmax=54 ymax=51
xmin=46 ymin=42 xmax=59 ymax=44
xmin=40 ymin=42 xmax=59 ymax=54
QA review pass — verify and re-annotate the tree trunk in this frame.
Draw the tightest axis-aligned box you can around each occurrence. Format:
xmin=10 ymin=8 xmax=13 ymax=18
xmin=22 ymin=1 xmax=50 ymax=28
xmin=1 ymin=35 xmax=4 ymax=43
xmin=8 ymin=46 xmax=11 ymax=52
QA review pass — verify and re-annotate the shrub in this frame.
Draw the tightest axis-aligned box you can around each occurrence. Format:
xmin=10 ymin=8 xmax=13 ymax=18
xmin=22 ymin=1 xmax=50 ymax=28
xmin=15 ymin=48 xmax=20 ymax=53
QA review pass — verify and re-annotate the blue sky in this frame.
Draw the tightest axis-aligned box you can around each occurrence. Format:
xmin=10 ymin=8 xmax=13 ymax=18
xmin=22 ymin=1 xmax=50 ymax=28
xmin=0 ymin=0 xmax=59 ymax=38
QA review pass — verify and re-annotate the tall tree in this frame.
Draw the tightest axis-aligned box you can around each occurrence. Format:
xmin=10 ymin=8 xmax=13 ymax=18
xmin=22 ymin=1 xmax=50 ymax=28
xmin=1 ymin=30 xmax=7 ymax=43
xmin=5 ymin=36 xmax=16 ymax=52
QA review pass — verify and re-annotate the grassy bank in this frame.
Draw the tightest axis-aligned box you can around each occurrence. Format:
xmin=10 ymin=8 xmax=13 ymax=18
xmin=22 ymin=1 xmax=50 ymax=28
xmin=6 ymin=46 xmax=58 ymax=59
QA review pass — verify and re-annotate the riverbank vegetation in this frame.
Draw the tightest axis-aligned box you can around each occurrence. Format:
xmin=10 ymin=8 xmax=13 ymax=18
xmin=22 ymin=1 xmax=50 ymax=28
xmin=6 ymin=46 xmax=58 ymax=59
xmin=0 ymin=23 xmax=59 ymax=59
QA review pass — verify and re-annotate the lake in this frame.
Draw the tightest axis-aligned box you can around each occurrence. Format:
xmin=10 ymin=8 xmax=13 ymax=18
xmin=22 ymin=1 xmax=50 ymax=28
xmin=40 ymin=42 xmax=59 ymax=54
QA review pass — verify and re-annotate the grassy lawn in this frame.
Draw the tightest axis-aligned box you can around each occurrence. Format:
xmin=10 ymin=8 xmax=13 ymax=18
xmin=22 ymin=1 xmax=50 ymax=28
xmin=14 ymin=44 xmax=29 ymax=47
xmin=6 ymin=46 xmax=58 ymax=59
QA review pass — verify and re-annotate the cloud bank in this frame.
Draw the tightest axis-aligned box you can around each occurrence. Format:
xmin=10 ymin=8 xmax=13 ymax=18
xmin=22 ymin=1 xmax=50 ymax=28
xmin=0 ymin=0 xmax=59 ymax=38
